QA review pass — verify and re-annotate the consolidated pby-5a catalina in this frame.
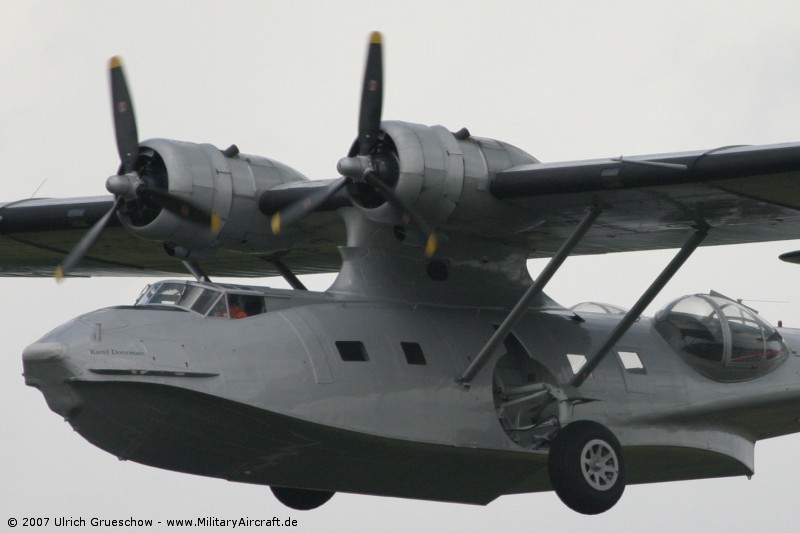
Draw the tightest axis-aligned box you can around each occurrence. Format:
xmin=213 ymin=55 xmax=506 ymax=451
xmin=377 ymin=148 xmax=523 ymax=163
xmin=7 ymin=32 xmax=800 ymax=515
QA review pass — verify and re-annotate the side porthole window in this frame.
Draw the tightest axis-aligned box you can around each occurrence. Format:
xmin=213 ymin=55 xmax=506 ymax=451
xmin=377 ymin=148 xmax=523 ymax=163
xmin=336 ymin=341 xmax=369 ymax=362
xmin=618 ymin=351 xmax=646 ymax=374
xmin=401 ymin=342 xmax=426 ymax=365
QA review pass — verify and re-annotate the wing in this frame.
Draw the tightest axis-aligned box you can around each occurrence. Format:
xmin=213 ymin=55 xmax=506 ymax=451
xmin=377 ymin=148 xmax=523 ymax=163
xmin=6 ymin=142 xmax=800 ymax=278
xmin=489 ymin=142 xmax=800 ymax=257
xmin=0 ymin=195 xmax=343 ymax=278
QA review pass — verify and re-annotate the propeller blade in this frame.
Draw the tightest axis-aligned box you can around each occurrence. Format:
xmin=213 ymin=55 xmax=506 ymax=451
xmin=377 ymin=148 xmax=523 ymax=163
xmin=109 ymin=56 xmax=139 ymax=174
xmin=358 ymin=31 xmax=383 ymax=156
xmin=135 ymin=186 xmax=221 ymax=232
xmin=271 ymin=178 xmax=348 ymax=235
xmin=55 ymin=196 xmax=124 ymax=281
xmin=363 ymin=172 xmax=438 ymax=258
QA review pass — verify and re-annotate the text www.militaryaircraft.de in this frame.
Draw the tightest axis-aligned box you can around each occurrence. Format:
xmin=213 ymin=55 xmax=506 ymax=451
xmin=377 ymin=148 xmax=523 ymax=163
xmin=6 ymin=32 xmax=800 ymax=514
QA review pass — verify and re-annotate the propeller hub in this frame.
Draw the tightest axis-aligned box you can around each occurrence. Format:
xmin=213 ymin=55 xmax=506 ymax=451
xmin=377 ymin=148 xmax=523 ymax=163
xmin=105 ymin=173 xmax=137 ymax=197
xmin=337 ymin=156 xmax=372 ymax=181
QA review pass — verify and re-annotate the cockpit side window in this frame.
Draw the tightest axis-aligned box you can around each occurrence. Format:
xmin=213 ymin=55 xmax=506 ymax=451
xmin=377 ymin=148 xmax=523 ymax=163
xmin=208 ymin=293 xmax=266 ymax=319
xmin=136 ymin=282 xmax=187 ymax=306
xmin=209 ymin=297 xmax=229 ymax=318
xmin=191 ymin=290 xmax=222 ymax=315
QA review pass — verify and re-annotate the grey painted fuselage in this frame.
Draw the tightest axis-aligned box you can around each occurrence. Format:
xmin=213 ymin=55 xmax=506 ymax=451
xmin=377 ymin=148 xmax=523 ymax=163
xmin=23 ymin=278 xmax=800 ymax=505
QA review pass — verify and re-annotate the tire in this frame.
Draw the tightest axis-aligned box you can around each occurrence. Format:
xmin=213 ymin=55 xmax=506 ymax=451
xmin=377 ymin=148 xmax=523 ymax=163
xmin=547 ymin=420 xmax=625 ymax=515
xmin=270 ymin=486 xmax=335 ymax=510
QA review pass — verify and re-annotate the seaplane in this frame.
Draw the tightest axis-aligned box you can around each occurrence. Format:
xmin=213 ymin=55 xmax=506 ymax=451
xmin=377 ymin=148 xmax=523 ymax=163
xmin=6 ymin=32 xmax=800 ymax=514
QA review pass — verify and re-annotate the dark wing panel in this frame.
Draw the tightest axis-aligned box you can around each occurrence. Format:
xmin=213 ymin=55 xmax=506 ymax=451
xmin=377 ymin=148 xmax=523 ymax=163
xmin=492 ymin=143 xmax=800 ymax=200
xmin=491 ymin=143 xmax=800 ymax=257
xmin=0 ymin=196 xmax=343 ymax=278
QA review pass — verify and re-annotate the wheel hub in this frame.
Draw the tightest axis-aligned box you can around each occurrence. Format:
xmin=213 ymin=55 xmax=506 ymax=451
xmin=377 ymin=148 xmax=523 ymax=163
xmin=580 ymin=438 xmax=619 ymax=491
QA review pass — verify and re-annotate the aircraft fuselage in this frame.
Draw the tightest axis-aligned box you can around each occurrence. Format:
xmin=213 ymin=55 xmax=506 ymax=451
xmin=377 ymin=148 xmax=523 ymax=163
xmin=22 ymin=280 xmax=800 ymax=505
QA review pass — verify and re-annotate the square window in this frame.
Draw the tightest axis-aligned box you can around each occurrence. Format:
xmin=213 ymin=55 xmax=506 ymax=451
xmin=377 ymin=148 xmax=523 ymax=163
xmin=567 ymin=354 xmax=587 ymax=375
xmin=618 ymin=351 xmax=646 ymax=374
xmin=335 ymin=341 xmax=369 ymax=362
xmin=401 ymin=342 xmax=426 ymax=365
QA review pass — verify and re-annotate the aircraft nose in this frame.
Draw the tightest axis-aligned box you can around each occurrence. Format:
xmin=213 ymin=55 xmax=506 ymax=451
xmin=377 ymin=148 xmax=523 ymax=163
xmin=23 ymin=341 xmax=67 ymax=366
xmin=23 ymin=341 xmax=83 ymax=419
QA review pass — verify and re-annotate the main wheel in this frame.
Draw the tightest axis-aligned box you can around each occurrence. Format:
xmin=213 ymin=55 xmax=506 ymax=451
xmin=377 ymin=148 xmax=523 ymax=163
xmin=547 ymin=420 xmax=625 ymax=515
xmin=270 ymin=486 xmax=335 ymax=510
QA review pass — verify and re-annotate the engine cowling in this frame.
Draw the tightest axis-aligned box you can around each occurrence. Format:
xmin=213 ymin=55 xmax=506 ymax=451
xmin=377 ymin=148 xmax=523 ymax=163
xmin=119 ymin=138 xmax=309 ymax=253
xmin=350 ymin=120 xmax=539 ymax=233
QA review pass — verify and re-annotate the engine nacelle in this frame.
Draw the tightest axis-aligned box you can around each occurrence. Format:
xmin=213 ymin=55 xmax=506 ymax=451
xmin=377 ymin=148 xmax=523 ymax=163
xmin=119 ymin=138 xmax=309 ymax=252
xmin=354 ymin=120 xmax=539 ymax=232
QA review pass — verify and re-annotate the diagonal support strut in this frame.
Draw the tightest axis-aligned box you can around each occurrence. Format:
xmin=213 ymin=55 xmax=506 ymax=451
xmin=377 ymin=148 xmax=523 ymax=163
xmin=457 ymin=204 xmax=603 ymax=385
xmin=270 ymin=258 xmax=308 ymax=291
xmin=570 ymin=223 xmax=709 ymax=388
xmin=182 ymin=260 xmax=211 ymax=283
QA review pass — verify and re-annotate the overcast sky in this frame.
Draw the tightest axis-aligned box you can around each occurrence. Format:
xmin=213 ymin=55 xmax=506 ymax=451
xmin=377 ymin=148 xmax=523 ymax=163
xmin=5 ymin=1 xmax=800 ymax=531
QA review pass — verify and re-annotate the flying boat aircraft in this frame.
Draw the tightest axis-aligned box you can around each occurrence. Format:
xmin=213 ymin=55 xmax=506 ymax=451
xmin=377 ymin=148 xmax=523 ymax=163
xmin=6 ymin=32 xmax=800 ymax=515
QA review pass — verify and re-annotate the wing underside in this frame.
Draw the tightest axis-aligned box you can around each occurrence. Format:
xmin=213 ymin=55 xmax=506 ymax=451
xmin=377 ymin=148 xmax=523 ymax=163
xmin=0 ymin=196 xmax=343 ymax=278
xmin=488 ymin=142 xmax=800 ymax=257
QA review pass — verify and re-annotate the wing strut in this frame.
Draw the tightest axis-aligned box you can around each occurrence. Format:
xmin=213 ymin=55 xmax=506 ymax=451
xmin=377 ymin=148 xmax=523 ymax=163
xmin=182 ymin=260 xmax=211 ymax=283
xmin=270 ymin=259 xmax=308 ymax=291
xmin=457 ymin=204 xmax=603 ymax=385
xmin=570 ymin=223 xmax=709 ymax=388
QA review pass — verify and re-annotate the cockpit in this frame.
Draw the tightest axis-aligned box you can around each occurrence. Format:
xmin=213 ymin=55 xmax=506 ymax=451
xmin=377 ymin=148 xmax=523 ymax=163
xmin=134 ymin=281 xmax=266 ymax=319
xmin=655 ymin=293 xmax=788 ymax=382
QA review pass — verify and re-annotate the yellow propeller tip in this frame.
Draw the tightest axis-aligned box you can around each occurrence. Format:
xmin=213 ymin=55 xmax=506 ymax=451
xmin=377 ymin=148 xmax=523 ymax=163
xmin=109 ymin=56 xmax=123 ymax=69
xmin=424 ymin=234 xmax=438 ymax=258
xmin=54 ymin=267 xmax=65 ymax=282
xmin=370 ymin=31 xmax=383 ymax=44
xmin=210 ymin=211 xmax=222 ymax=234
xmin=271 ymin=213 xmax=281 ymax=235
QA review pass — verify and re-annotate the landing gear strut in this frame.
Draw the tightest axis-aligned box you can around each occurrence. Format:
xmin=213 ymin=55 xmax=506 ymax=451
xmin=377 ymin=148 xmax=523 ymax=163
xmin=270 ymin=486 xmax=335 ymax=510
xmin=547 ymin=421 xmax=625 ymax=515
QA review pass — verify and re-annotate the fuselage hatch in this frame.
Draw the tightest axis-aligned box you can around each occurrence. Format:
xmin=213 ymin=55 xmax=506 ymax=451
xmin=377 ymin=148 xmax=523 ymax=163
xmin=22 ymin=280 xmax=800 ymax=506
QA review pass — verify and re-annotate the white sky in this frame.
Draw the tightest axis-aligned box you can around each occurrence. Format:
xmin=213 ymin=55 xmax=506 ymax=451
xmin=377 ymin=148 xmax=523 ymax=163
xmin=4 ymin=1 xmax=800 ymax=531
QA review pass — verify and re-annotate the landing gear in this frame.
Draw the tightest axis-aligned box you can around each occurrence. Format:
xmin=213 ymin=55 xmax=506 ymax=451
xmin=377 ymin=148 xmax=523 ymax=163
xmin=270 ymin=486 xmax=335 ymax=510
xmin=547 ymin=421 xmax=625 ymax=515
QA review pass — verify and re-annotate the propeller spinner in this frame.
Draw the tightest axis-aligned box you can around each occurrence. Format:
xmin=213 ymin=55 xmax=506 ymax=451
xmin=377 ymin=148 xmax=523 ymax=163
xmin=271 ymin=32 xmax=437 ymax=258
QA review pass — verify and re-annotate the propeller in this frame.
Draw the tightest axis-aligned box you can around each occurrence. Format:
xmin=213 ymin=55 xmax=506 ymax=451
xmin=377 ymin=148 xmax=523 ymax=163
xmin=357 ymin=31 xmax=383 ymax=157
xmin=270 ymin=32 xmax=437 ymax=258
xmin=55 ymin=196 xmax=124 ymax=281
xmin=55 ymin=57 xmax=220 ymax=280
xmin=270 ymin=177 xmax=348 ymax=235
xmin=109 ymin=56 xmax=139 ymax=174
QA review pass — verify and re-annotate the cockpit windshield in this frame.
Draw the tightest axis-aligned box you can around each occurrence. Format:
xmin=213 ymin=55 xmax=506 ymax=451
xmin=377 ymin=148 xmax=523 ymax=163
xmin=135 ymin=281 xmax=267 ymax=319
xmin=135 ymin=281 xmax=223 ymax=315
xmin=655 ymin=294 xmax=788 ymax=382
